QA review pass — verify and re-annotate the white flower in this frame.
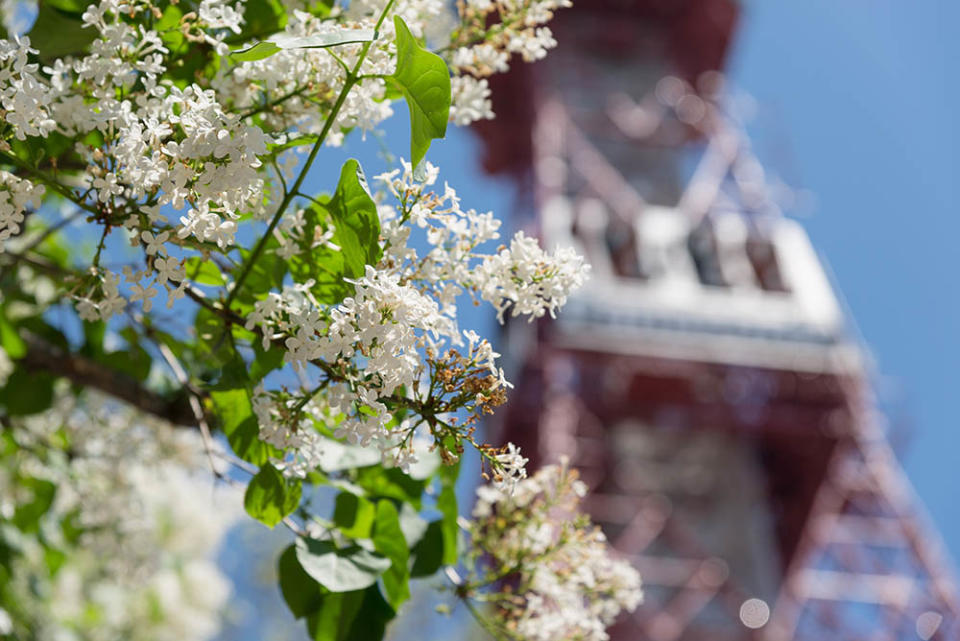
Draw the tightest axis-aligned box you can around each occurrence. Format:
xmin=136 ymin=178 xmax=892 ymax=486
xmin=130 ymin=281 xmax=158 ymax=311
xmin=450 ymin=76 xmax=494 ymax=126
xmin=0 ymin=171 xmax=44 ymax=249
xmin=1 ymin=389 xmax=242 ymax=641
xmin=476 ymin=231 xmax=590 ymax=322
xmin=141 ymin=229 xmax=169 ymax=255
xmin=468 ymin=459 xmax=643 ymax=641
xmin=92 ymin=173 xmax=123 ymax=202
xmin=494 ymin=442 xmax=528 ymax=492
xmin=507 ymin=26 xmax=559 ymax=62
xmin=154 ymin=256 xmax=185 ymax=286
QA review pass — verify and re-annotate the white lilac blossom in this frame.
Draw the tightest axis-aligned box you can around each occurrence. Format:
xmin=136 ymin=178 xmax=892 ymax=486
xmin=213 ymin=8 xmax=405 ymax=143
xmin=0 ymin=170 xmax=44 ymax=248
xmin=252 ymin=384 xmax=332 ymax=478
xmin=0 ymin=391 xmax=241 ymax=641
xmin=477 ymin=231 xmax=590 ymax=322
xmin=0 ymin=36 xmax=57 ymax=140
xmin=445 ymin=0 xmax=572 ymax=123
xmin=493 ymin=441 xmax=529 ymax=491
xmin=0 ymin=0 xmax=583 ymax=486
xmin=236 ymin=158 xmax=586 ymax=477
xmin=466 ymin=459 xmax=643 ymax=641
xmin=0 ymin=0 xmax=569 ymax=323
xmin=450 ymin=75 xmax=495 ymax=126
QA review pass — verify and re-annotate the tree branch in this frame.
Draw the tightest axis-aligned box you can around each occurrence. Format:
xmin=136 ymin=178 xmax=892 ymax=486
xmin=18 ymin=331 xmax=199 ymax=428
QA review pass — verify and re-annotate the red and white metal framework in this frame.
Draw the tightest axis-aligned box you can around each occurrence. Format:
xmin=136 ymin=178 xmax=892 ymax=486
xmin=482 ymin=1 xmax=960 ymax=639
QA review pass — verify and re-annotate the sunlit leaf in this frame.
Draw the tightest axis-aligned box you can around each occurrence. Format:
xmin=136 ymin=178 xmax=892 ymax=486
xmin=185 ymin=257 xmax=226 ymax=286
xmin=326 ymin=159 xmax=381 ymax=278
xmin=390 ymin=16 xmax=450 ymax=168
xmin=333 ymin=492 xmax=376 ymax=539
xmin=306 ymin=585 xmax=394 ymax=641
xmin=438 ymin=461 xmax=459 ymax=565
xmin=245 ymin=463 xmax=302 ymax=528
xmin=210 ymin=388 xmax=279 ymax=465
xmin=232 ymin=29 xmax=376 ymax=62
xmin=372 ymin=500 xmax=410 ymax=609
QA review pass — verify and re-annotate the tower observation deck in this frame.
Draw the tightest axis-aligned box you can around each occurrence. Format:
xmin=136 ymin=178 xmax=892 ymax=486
xmin=481 ymin=1 xmax=960 ymax=639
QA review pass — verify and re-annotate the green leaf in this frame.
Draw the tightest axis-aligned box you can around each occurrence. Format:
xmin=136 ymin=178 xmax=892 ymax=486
xmin=79 ymin=320 xmax=106 ymax=359
xmin=278 ymin=544 xmax=325 ymax=618
xmin=372 ymin=500 xmax=410 ymax=609
xmin=245 ymin=463 xmax=302 ymax=528
xmin=306 ymin=590 xmax=365 ymax=641
xmin=338 ymin=585 xmax=394 ymax=641
xmin=438 ymin=462 xmax=459 ymax=566
xmin=19 ymin=317 xmax=69 ymax=352
xmin=44 ymin=545 xmax=67 ymax=574
xmin=250 ymin=339 xmax=284 ymax=383
xmin=26 ymin=1 xmax=97 ymax=61
xmin=390 ymin=16 xmax=451 ymax=168
xmin=354 ymin=466 xmax=425 ymax=510
xmin=207 ymin=349 xmax=252 ymax=391
xmin=0 ymin=312 xmax=25 ymax=359
xmin=156 ymin=4 xmax=184 ymax=50
xmin=12 ymin=477 xmax=56 ymax=533
xmin=233 ymin=0 xmax=287 ymax=43
xmin=288 ymin=203 xmax=351 ymax=305
xmin=409 ymin=520 xmax=444 ymax=578
xmin=45 ymin=0 xmax=87 ymax=12
xmin=235 ymin=236 xmax=287 ymax=303
xmin=306 ymin=0 xmax=336 ymax=18
xmin=210 ymin=388 xmax=278 ymax=465
xmin=0 ymin=369 xmax=54 ymax=416
xmin=100 ymin=345 xmax=151 ymax=382
xmin=230 ymin=41 xmax=281 ymax=62
xmin=333 ymin=492 xmax=376 ymax=539
xmin=327 ymin=159 xmax=382 ymax=279
xmin=185 ymin=257 xmax=226 ymax=286
xmin=306 ymin=585 xmax=394 ymax=641
xmin=397 ymin=502 xmax=428 ymax=548
xmin=295 ymin=538 xmax=392 ymax=593
xmin=194 ymin=307 xmax=236 ymax=367
xmin=232 ymin=29 xmax=376 ymax=62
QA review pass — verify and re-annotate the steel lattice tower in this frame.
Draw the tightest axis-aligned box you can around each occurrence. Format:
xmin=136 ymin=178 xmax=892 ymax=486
xmin=480 ymin=1 xmax=960 ymax=639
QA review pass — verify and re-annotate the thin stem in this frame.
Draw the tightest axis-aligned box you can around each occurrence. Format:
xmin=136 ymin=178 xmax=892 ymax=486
xmin=462 ymin=598 xmax=515 ymax=641
xmin=226 ymin=0 xmax=398 ymax=309
xmin=270 ymin=156 xmax=290 ymax=197
xmin=293 ymin=377 xmax=331 ymax=412
xmin=91 ymin=222 xmax=111 ymax=269
xmin=157 ymin=341 xmax=222 ymax=479
xmin=293 ymin=190 xmax=327 ymax=208
xmin=241 ymin=86 xmax=308 ymax=119
xmin=21 ymin=208 xmax=86 ymax=254
xmin=0 ymin=209 xmax=85 ymax=280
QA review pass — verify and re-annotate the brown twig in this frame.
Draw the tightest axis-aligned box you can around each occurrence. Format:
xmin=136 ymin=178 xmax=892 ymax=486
xmin=18 ymin=330 xmax=199 ymax=427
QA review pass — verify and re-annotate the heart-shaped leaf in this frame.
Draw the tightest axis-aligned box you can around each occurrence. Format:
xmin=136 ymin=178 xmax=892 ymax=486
xmin=390 ymin=16 xmax=451 ymax=168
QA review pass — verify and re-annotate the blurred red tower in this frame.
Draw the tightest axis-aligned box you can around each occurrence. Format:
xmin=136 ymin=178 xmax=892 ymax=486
xmin=483 ymin=1 xmax=960 ymax=639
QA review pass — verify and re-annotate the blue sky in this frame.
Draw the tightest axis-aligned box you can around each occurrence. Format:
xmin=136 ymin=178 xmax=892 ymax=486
xmin=729 ymin=2 xmax=960 ymax=562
